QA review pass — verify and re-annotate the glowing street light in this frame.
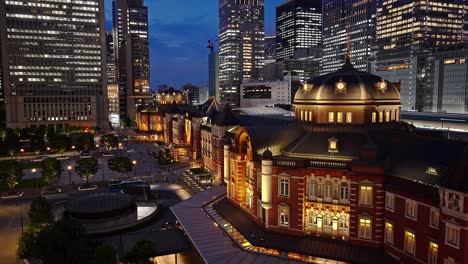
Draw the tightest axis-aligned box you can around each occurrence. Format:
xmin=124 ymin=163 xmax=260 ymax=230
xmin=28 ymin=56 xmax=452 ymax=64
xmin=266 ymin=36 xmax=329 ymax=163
xmin=67 ymin=165 xmax=72 ymax=185
xmin=132 ymin=160 xmax=137 ymax=178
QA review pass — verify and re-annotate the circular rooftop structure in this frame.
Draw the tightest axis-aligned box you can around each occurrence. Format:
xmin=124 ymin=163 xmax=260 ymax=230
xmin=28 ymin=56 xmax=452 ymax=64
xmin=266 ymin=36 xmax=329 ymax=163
xmin=294 ymin=60 xmax=402 ymax=125
xmin=65 ymin=192 xmax=135 ymax=219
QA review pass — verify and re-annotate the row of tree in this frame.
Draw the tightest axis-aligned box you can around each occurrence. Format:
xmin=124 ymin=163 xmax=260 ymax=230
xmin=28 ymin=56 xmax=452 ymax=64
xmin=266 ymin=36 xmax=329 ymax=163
xmin=0 ymin=126 xmax=96 ymax=156
xmin=74 ymin=156 xmax=135 ymax=185
xmin=0 ymin=158 xmax=61 ymax=190
xmin=20 ymin=197 xmax=157 ymax=264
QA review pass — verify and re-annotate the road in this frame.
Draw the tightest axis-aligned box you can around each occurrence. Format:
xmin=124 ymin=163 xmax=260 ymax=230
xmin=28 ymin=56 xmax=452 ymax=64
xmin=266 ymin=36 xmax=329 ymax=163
xmin=0 ymin=202 xmax=29 ymax=264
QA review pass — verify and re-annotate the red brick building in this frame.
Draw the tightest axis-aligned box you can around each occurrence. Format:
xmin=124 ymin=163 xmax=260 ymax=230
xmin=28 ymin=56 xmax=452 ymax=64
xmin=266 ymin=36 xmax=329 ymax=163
xmin=222 ymin=61 xmax=468 ymax=264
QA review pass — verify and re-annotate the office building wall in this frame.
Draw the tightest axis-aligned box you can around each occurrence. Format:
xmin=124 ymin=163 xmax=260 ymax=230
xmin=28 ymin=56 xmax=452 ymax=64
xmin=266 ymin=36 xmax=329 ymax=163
xmin=218 ymin=0 xmax=265 ymax=107
xmin=0 ymin=0 xmax=108 ymax=129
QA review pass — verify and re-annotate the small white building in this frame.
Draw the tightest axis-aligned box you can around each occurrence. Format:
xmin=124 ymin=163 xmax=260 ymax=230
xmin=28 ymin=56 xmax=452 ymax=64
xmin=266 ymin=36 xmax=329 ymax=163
xmin=240 ymin=80 xmax=291 ymax=108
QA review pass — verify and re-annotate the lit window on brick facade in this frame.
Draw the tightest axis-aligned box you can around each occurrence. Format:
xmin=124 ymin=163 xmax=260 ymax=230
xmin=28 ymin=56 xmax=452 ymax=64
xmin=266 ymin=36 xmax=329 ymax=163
xmin=445 ymin=224 xmax=460 ymax=249
xmin=404 ymin=230 xmax=416 ymax=256
xmin=359 ymin=185 xmax=373 ymax=205
xmin=429 ymin=208 xmax=439 ymax=228
xmin=279 ymin=205 xmax=290 ymax=227
xmin=359 ymin=217 xmax=372 ymax=240
xmin=428 ymin=242 xmax=438 ymax=264
xmin=405 ymin=200 xmax=417 ymax=220
xmin=385 ymin=193 xmax=395 ymax=211
xmin=384 ymin=222 xmax=393 ymax=245
xmin=279 ymin=177 xmax=289 ymax=197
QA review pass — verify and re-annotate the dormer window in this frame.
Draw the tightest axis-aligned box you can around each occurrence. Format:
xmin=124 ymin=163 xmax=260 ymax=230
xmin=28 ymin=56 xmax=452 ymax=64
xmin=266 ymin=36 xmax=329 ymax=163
xmin=303 ymin=82 xmax=313 ymax=92
xmin=426 ymin=167 xmax=439 ymax=175
xmin=335 ymin=79 xmax=347 ymax=94
xmin=328 ymin=137 xmax=338 ymax=153
xmin=377 ymin=79 xmax=387 ymax=93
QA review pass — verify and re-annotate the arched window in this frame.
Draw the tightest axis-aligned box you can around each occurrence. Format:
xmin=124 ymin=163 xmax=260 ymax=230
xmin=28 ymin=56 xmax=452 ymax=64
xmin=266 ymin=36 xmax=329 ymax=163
xmin=309 ymin=180 xmax=317 ymax=197
xmin=325 ymin=181 xmax=332 ymax=198
xmin=340 ymin=182 xmax=349 ymax=200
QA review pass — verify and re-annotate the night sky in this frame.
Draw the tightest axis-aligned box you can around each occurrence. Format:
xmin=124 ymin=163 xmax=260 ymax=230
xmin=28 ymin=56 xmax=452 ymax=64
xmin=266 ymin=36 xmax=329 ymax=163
xmin=104 ymin=0 xmax=283 ymax=90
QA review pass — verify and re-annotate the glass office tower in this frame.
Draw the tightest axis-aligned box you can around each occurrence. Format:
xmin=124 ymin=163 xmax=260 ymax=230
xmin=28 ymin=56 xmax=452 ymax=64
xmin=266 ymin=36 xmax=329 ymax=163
xmin=0 ymin=0 xmax=108 ymax=129
xmin=218 ymin=0 xmax=265 ymax=107
xmin=373 ymin=0 xmax=466 ymax=111
xmin=322 ymin=0 xmax=376 ymax=74
xmin=276 ymin=0 xmax=322 ymax=61
xmin=113 ymin=0 xmax=151 ymax=121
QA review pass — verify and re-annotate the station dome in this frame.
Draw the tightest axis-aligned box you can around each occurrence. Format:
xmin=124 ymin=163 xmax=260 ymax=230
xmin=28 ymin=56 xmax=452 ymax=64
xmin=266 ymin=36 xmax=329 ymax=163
xmin=294 ymin=59 xmax=402 ymax=125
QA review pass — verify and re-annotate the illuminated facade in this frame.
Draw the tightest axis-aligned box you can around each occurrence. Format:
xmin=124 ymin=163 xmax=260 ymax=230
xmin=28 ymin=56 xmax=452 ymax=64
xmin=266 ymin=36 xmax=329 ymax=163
xmin=155 ymin=87 xmax=187 ymax=105
xmin=322 ymin=0 xmax=376 ymax=74
xmin=218 ymin=0 xmax=265 ymax=107
xmin=0 ymin=0 xmax=108 ymax=129
xmin=113 ymin=0 xmax=152 ymax=120
xmin=373 ymin=0 xmax=466 ymax=111
xmin=264 ymin=35 xmax=276 ymax=64
xmin=221 ymin=60 xmax=468 ymax=263
xmin=276 ymin=0 xmax=322 ymax=61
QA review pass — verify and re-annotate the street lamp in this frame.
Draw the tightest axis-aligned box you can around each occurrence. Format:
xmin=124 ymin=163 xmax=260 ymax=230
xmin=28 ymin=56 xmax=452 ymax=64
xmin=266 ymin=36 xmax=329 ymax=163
xmin=132 ymin=160 xmax=137 ymax=178
xmin=32 ymin=168 xmax=37 ymax=188
xmin=20 ymin=148 xmax=24 ymax=160
xmin=46 ymin=147 xmax=50 ymax=151
xmin=67 ymin=165 xmax=72 ymax=185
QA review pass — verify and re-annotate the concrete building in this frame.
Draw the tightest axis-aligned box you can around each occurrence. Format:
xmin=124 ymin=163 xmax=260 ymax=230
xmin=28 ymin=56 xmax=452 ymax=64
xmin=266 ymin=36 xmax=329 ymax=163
xmin=182 ymin=84 xmax=209 ymax=106
xmin=208 ymin=51 xmax=220 ymax=100
xmin=276 ymin=0 xmax=322 ymax=61
xmin=0 ymin=0 xmax=108 ymax=129
xmin=218 ymin=0 xmax=265 ymax=107
xmin=113 ymin=0 xmax=152 ymax=121
xmin=322 ymin=0 xmax=376 ymax=74
xmin=373 ymin=0 xmax=466 ymax=111
xmin=240 ymin=81 xmax=291 ymax=108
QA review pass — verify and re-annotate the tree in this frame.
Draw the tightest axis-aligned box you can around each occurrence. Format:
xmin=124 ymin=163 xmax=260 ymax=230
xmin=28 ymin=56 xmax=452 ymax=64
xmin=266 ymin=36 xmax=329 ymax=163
xmin=122 ymin=240 xmax=156 ymax=264
xmin=27 ymin=219 xmax=95 ymax=264
xmin=49 ymin=134 xmax=70 ymax=155
xmin=108 ymin=157 xmax=132 ymax=177
xmin=41 ymin=158 xmax=61 ymax=184
xmin=100 ymin=134 xmax=119 ymax=151
xmin=0 ymin=160 xmax=23 ymax=190
xmin=72 ymin=133 xmax=94 ymax=151
xmin=157 ymin=148 xmax=174 ymax=165
xmin=18 ymin=231 xmax=38 ymax=259
xmin=28 ymin=197 xmax=53 ymax=228
xmin=92 ymin=244 xmax=117 ymax=264
xmin=75 ymin=157 xmax=98 ymax=185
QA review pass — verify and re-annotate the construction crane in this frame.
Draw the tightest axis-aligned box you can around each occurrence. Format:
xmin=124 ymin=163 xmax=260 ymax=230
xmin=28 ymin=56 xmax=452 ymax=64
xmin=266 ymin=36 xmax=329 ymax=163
xmin=207 ymin=40 xmax=215 ymax=53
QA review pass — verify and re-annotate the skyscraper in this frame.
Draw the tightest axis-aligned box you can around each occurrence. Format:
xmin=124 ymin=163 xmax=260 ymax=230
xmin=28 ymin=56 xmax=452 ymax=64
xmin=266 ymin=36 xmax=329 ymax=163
xmin=373 ymin=0 xmax=466 ymax=111
xmin=113 ymin=0 xmax=152 ymax=121
xmin=218 ymin=0 xmax=265 ymax=107
xmin=208 ymin=50 xmax=220 ymax=101
xmin=106 ymin=31 xmax=117 ymax=84
xmin=276 ymin=0 xmax=322 ymax=61
xmin=0 ymin=0 xmax=108 ymax=129
xmin=264 ymin=35 xmax=276 ymax=64
xmin=322 ymin=0 xmax=376 ymax=74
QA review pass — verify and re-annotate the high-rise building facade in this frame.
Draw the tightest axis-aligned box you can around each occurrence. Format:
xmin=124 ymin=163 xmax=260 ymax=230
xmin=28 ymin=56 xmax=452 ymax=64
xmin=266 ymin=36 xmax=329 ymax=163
xmin=276 ymin=0 xmax=322 ymax=61
xmin=322 ymin=0 xmax=376 ymax=74
xmin=373 ymin=0 xmax=466 ymax=111
xmin=106 ymin=31 xmax=117 ymax=84
xmin=208 ymin=51 xmax=220 ymax=101
xmin=264 ymin=35 xmax=276 ymax=64
xmin=218 ymin=0 xmax=265 ymax=107
xmin=113 ymin=0 xmax=152 ymax=121
xmin=0 ymin=0 xmax=108 ymax=129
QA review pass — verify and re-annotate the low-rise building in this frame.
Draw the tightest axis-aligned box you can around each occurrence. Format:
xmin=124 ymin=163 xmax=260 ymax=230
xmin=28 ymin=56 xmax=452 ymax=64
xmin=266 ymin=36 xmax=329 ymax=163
xmin=240 ymin=81 xmax=291 ymax=107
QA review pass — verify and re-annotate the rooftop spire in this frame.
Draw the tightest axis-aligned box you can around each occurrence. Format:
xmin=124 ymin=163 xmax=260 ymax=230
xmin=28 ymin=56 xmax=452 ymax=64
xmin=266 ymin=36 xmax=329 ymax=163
xmin=346 ymin=31 xmax=351 ymax=64
xmin=340 ymin=29 xmax=354 ymax=70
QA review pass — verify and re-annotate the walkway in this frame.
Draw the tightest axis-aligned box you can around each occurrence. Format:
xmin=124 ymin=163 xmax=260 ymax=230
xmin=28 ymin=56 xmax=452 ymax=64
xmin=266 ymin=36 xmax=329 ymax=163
xmin=171 ymin=186 xmax=302 ymax=264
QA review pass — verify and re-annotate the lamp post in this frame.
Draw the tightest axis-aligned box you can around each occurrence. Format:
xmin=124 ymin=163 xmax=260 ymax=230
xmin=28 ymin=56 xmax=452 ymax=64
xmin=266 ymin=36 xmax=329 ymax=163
xmin=67 ymin=165 xmax=72 ymax=185
xmin=20 ymin=148 xmax=24 ymax=160
xmin=132 ymin=160 xmax=137 ymax=178
xmin=32 ymin=168 xmax=37 ymax=188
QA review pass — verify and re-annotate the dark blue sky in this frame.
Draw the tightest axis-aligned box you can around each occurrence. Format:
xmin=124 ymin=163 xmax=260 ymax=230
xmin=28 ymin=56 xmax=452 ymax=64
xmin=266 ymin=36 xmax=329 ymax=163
xmin=104 ymin=0 xmax=283 ymax=89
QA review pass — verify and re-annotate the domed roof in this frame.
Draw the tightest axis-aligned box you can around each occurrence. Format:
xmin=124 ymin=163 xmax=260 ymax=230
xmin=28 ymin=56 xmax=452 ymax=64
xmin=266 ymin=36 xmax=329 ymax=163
xmin=294 ymin=62 xmax=400 ymax=104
